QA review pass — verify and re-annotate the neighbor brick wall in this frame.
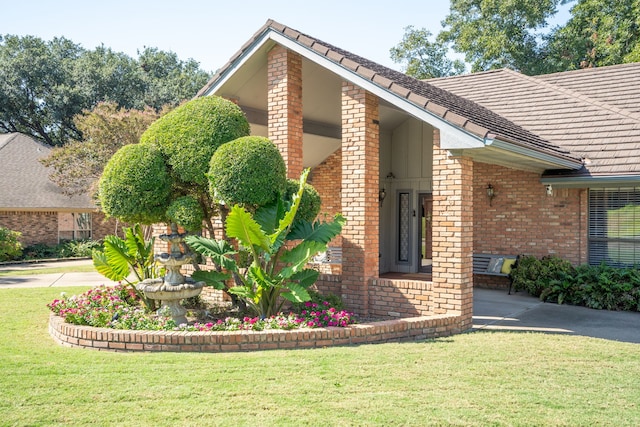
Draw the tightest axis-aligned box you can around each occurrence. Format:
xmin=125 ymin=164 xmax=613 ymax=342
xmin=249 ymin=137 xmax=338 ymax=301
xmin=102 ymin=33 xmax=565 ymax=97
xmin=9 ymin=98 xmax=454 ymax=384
xmin=473 ymin=162 xmax=586 ymax=265
xmin=267 ymin=45 xmax=303 ymax=179
xmin=340 ymin=82 xmax=379 ymax=316
xmin=431 ymin=130 xmax=474 ymax=328
xmin=92 ymin=212 xmax=124 ymax=241
xmin=0 ymin=211 xmax=58 ymax=246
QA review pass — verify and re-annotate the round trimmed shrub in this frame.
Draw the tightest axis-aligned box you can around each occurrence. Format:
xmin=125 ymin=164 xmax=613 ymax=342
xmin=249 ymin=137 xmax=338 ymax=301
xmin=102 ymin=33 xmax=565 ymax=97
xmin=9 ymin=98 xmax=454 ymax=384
xmin=166 ymin=196 xmax=204 ymax=232
xmin=140 ymin=96 xmax=250 ymax=186
xmin=285 ymin=179 xmax=321 ymax=222
xmin=208 ymin=136 xmax=286 ymax=207
xmin=99 ymin=144 xmax=171 ymax=224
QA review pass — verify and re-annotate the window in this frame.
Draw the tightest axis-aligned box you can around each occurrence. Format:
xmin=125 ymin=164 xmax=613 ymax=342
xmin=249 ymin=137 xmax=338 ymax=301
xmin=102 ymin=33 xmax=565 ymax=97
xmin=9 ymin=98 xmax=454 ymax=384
xmin=589 ymin=188 xmax=640 ymax=266
xmin=58 ymin=212 xmax=92 ymax=242
xmin=398 ymin=191 xmax=411 ymax=263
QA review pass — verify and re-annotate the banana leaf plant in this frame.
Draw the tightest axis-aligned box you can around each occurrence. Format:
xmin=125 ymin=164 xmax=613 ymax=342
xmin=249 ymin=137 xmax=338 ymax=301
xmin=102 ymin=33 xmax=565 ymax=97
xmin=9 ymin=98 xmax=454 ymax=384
xmin=92 ymin=224 xmax=160 ymax=310
xmin=186 ymin=169 xmax=345 ymax=318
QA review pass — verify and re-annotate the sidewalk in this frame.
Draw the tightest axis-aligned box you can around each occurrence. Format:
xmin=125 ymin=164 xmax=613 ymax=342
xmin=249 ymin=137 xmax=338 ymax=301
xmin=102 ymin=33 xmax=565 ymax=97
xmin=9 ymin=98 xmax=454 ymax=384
xmin=0 ymin=259 xmax=120 ymax=289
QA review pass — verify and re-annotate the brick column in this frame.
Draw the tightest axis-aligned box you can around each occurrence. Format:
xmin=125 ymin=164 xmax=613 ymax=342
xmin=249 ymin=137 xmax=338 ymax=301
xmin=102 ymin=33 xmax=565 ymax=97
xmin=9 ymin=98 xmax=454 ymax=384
xmin=340 ymin=82 xmax=379 ymax=315
xmin=432 ymin=129 xmax=473 ymax=328
xmin=267 ymin=45 xmax=303 ymax=179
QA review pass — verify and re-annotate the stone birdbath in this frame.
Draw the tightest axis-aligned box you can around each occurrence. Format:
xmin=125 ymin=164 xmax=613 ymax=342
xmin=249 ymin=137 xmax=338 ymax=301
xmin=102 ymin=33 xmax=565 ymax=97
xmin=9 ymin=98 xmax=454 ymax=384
xmin=137 ymin=224 xmax=203 ymax=325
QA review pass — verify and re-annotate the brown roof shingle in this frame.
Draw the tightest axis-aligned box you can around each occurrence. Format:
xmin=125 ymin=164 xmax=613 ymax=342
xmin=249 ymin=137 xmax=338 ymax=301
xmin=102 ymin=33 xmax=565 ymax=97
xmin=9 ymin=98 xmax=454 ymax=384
xmin=0 ymin=133 xmax=95 ymax=210
xmin=430 ymin=66 xmax=640 ymax=177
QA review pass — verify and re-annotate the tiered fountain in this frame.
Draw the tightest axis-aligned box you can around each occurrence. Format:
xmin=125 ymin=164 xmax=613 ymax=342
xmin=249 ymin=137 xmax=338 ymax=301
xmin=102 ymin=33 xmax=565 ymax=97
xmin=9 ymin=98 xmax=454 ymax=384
xmin=137 ymin=224 xmax=203 ymax=325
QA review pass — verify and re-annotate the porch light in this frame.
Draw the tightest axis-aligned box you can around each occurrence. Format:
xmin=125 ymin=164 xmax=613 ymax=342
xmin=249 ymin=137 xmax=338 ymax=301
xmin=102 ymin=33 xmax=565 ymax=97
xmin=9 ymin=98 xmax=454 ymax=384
xmin=486 ymin=184 xmax=495 ymax=205
xmin=379 ymin=188 xmax=387 ymax=204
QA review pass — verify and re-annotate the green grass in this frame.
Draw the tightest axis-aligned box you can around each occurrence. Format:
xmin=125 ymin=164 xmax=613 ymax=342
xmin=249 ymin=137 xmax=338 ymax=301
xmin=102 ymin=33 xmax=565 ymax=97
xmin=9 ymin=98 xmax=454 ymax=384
xmin=0 ymin=264 xmax=97 ymax=277
xmin=1 ymin=287 xmax=640 ymax=426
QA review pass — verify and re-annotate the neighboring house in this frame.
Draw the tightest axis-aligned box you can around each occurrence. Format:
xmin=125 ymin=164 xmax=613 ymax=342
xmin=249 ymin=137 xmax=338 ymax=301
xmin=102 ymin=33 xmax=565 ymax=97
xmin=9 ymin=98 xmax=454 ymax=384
xmin=196 ymin=20 xmax=640 ymax=332
xmin=0 ymin=133 xmax=119 ymax=247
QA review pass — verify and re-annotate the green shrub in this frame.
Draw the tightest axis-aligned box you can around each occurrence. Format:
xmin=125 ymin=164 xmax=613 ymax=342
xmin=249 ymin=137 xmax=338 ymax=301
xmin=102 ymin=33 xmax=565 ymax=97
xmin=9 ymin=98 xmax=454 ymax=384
xmin=512 ymin=255 xmax=640 ymax=311
xmin=58 ymin=239 xmax=103 ymax=258
xmin=0 ymin=227 xmax=22 ymax=261
xmin=140 ymin=96 xmax=250 ymax=186
xmin=99 ymin=143 xmax=172 ymax=224
xmin=285 ymin=178 xmax=321 ymax=222
xmin=166 ymin=195 xmax=204 ymax=232
xmin=208 ymin=136 xmax=287 ymax=208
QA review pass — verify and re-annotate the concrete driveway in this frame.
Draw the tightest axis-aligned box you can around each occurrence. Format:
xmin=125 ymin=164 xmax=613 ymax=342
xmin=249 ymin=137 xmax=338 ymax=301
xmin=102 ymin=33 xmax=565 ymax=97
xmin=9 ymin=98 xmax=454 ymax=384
xmin=473 ymin=288 xmax=640 ymax=344
xmin=1 ymin=260 xmax=639 ymax=343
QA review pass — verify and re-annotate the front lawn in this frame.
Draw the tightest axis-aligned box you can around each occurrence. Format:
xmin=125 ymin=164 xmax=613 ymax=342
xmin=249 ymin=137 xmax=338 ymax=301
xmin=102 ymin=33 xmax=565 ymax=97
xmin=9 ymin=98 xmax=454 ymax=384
xmin=1 ymin=287 xmax=639 ymax=426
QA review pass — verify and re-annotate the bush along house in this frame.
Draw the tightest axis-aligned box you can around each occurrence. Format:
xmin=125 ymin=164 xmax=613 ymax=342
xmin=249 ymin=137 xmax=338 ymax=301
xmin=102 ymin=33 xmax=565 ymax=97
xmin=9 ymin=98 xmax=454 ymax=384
xmin=194 ymin=20 xmax=640 ymax=333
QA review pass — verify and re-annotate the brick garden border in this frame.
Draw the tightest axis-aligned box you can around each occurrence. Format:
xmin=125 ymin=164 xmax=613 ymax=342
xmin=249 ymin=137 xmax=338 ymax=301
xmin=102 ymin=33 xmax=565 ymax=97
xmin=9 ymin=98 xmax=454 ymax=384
xmin=49 ymin=313 xmax=467 ymax=353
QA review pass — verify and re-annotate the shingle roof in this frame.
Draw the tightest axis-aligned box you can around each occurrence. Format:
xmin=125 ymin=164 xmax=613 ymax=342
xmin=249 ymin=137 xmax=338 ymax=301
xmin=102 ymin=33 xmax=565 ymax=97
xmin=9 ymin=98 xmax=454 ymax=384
xmin=198 ymin=19 xmax=580 ymax=165
xmin=0 ymin=133 xmax=95 ymax=210
xmin=430 ymin=66 xmax=640 ymax=177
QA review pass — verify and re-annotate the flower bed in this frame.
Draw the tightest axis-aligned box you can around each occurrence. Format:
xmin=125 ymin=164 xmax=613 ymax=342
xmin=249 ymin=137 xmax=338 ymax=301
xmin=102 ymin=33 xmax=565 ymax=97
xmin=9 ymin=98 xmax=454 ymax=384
xmin=47 ymin=285 xmax=468 ymax=353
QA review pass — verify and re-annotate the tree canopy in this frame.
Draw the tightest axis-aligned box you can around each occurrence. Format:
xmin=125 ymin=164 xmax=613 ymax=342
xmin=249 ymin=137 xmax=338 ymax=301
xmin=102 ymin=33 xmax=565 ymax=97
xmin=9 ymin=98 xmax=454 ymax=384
xmin=0 ymin=34 xmax=211 ymax=146
xmin=391 ymin=0 xmax=640 ymax=77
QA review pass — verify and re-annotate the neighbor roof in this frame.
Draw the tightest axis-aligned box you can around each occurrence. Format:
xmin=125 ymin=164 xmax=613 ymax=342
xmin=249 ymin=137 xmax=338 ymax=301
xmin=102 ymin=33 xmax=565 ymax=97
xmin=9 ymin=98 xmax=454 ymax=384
xmin=429 ymin=65 xmax=640 ymax=179
xmin=0 ymin=133 xmax=95 ymax=210
xmin=198 ymin=19 xmax=582 ymax=169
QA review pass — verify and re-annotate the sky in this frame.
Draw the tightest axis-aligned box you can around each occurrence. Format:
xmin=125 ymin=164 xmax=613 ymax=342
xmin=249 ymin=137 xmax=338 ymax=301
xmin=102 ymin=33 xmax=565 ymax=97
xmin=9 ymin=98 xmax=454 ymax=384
xmin=3 ymin=1 xmax=572 ymax=74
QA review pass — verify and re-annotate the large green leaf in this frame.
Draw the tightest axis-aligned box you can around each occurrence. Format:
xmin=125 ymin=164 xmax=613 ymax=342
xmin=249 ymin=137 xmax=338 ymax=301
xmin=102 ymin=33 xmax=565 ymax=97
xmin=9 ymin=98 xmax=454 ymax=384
xmin=226 ymin=205 xmax=270 ymax=253
xmin=281 ymin=282 xmax=311 ymax=303
xmin=254 ymin=200 xmax=284 ymax=236
xmin=287 ymin=214 xmax=346 ymax=243
xmin=279 ymin=241 xmax=327 ymax=279
xmin=92 ymin=248 xmax=129 ymax=282
xmin=184 ymin=235 xmax=238 ymax=272
xmin=290 ymin=268 xmax=320 ymax=289
xmin=191 ymin=270 xmax=230 ymax=290
xmin=272 ymin=169 xmax=309 ymax=240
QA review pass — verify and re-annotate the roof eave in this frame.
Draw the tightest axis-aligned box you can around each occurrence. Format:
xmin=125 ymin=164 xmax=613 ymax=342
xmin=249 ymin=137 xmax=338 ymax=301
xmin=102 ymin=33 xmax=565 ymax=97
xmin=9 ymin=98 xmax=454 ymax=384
xmin=488 ymin=139 xmax=583 ymax=170
xmin=540 ymin=175 xmax=640 ymax=188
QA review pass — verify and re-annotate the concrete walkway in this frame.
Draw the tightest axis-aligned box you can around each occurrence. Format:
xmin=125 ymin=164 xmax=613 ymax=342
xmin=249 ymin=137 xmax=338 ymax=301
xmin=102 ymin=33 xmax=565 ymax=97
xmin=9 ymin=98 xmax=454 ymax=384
xmin=0 ymin=259 xmax=120 ymax=288
xmin=1 ymin=259 xmax=639 ymax=343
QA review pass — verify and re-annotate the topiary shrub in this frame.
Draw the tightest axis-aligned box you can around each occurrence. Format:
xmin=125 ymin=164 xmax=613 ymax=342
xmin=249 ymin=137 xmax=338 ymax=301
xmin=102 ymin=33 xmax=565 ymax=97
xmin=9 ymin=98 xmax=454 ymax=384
xmin=99 ymin=143 xmax=172 ymax=225
xmin=285 ymin=178 xmax=321 ymax=222
xmin=166 ymin=196 xmax=204 ymax=232
xmin=0 ymin=227 xmax=22 ymax=261
xmin=140 ymin=96 xmax=250 ymax=187
xmin=208 ymin=136 xmax=287 ymax=208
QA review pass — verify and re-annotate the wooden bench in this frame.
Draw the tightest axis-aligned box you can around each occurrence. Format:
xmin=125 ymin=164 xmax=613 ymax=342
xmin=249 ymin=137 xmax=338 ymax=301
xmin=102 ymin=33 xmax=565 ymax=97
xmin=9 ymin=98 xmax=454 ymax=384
xmin=473 ymin=253 xmax=520 ymax=294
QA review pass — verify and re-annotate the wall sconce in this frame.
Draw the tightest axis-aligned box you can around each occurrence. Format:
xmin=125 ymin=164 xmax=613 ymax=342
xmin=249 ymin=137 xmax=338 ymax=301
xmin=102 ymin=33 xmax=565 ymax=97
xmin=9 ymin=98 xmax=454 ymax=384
xmin=486 ymin=183 xmax=495 ymax=206
xmin=379 ymin=188 xmax=387 ymax=205
xmin=386 ymin=172 xmax=396 ymax=179
xmin=546 ymin=184 xmax=553 ymax=196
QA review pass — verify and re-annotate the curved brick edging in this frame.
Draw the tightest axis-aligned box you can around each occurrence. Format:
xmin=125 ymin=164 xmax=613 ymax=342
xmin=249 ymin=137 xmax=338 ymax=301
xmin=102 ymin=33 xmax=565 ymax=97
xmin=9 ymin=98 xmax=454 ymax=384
xmin=49 ymin=313 xmax=468 ymax=352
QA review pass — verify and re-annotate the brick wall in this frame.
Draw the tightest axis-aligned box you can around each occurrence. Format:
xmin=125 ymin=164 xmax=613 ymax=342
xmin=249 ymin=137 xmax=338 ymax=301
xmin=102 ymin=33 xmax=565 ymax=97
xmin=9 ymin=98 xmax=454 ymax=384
xmin=267 ymin=45 xmax=303 ymax=179
xmin=340 ymin=82 xmax=379 ymax=315
xmin=0 ymin=211 xmax=58 ymax=246
xmin=473 ymin=162 xmax=586 ymax=265
xmin=92 ymin=212 xmax=124 ymax=241
xmin=431 ymin=130 xmax=474 ymax=328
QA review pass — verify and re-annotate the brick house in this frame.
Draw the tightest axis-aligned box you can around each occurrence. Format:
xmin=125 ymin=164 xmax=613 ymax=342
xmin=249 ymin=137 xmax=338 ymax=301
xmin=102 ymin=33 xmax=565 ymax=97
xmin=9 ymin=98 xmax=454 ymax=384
xmin=195 ymin=20 xmax=640 ymax=332
xmin=0 ymin=133 xmax=120 ymax=247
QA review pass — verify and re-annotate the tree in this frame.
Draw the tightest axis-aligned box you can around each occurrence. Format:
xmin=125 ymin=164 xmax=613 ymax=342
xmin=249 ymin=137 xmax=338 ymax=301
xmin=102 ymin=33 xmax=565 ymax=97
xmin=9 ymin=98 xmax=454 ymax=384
xmin=393 ymin=0 xmax=640 ymax=77
xmin=0 ymin=35 xmax=85 ymax=145
xmin=438 ymin=0 xmax=561 ymax=74
xmin=41 ymin=102 xmax=163 ymax=196
xmin=390 ymin=26 xmax=466 ymax=78
xmin=100 ymin=96 xmax=251 ymax=235
xmin=545 ymin=0 xmax=640 ymax=70
xmin=0 ymin=34 xmax=211 ymax=146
